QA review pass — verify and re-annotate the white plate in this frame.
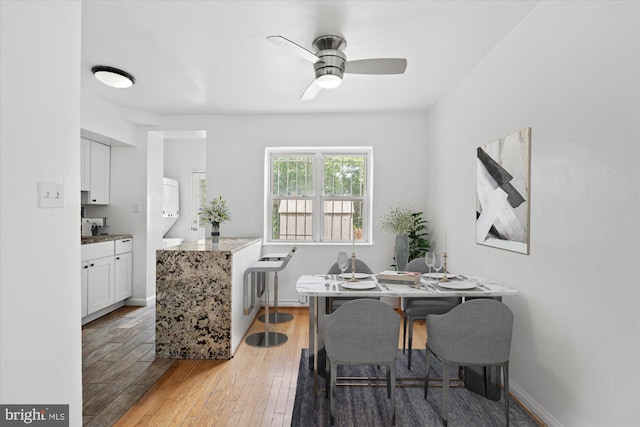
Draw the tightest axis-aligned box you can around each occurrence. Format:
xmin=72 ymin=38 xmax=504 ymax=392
xmin=340 ymin=281 xmax=378 ymax=290
xmin=423 ymin=272 xmax=458 ymax=279
xmin=339 ymin=272 xmax=370 ymax=279
xmin=436 ymin=281 xmax=478 ymax=290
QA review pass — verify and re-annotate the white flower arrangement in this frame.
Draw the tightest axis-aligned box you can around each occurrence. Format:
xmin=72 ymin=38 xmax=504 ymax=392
xmin=199 ymin=196 xmax=231 ymax=228
xmin=380 ymin=206 xmax=413 ymax=234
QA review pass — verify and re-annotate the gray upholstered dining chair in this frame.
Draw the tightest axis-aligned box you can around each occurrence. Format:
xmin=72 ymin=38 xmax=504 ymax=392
xmin=324 ymin=299 xmax=400 ymax=425
xmin=403 ymin=258 xmax=460 ymax=369
xmin=424 ymin=299 xmax=514 ymax=427
xmin=326 ymin=258 xmax=375 ymax=313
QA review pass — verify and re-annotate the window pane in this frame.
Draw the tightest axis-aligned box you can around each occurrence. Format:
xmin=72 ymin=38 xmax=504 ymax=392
xmin=272 ymin=155 xmax=314 ymax=196
xmin=272 ymin=199 xmax=313 ymax=241
xmin=323 ymin=200 xmax=363 ymax=241
xmin=323 ymin=155 xmax=366 ymax=196
xmin=197 ymin=178 xmax=207 ymax=227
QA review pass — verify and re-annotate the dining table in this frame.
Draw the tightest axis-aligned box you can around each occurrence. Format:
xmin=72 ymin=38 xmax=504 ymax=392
xmin=296 ymin=272 xmax=520 ymax=395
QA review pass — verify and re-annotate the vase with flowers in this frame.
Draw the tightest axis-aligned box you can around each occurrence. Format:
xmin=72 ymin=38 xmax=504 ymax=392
xmin=380 ymin=206 xmax=414 ymax=271
xmin=199 ymin=195 xmax=231 ymax=243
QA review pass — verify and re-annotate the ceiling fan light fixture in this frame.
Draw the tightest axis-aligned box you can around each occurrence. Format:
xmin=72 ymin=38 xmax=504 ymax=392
xmin=316 ymin=74 xmax=342 ymax=89
xmin=91 ymin=65 xmax=135 ymax=88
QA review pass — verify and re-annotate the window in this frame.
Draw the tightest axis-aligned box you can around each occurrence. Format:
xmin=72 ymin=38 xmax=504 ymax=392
xmin=265 ymin=147 xmax=373 ymax=243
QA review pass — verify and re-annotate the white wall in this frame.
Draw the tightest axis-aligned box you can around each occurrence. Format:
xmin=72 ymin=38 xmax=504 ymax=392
xmin=82 ymin=90 xmax=138 ymax=146
xmin=424 ymin=2 xmax=639 ymax=426
xmin=160 ymin=112 xmax=429 ymax=303
xmin=0 ymin=2 xmax=83 ymax=425
xmin=146 ymin=133 xmax=165 ymax=301
xmin=163 ymin=138 xmax=206 ymax=242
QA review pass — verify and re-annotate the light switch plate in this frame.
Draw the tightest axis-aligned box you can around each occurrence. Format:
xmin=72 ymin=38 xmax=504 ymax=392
xmin=132 ymin=201 xmax=141 ymax=213
xmin=38 ymin=182 xmax=64 ymax=208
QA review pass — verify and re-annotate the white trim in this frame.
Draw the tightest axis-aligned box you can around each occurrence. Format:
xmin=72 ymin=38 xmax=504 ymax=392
xmin=510 ymin=380 xmax=563 ymax=427
xmin=126 ymin=295 xmax=156 ymax=307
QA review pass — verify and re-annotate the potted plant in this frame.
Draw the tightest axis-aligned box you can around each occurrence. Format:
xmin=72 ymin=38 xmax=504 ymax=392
xmin=380 ymin=206 xmax=413 ymax=270
xmin=408 ymin=212 xmax=430 ymax=261
xmin=199 ymin=195 xmax=231 ymax=243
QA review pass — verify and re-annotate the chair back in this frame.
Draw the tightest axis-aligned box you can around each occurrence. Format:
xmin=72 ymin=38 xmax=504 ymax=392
xmin=426 ymin=299 xmax=513 ymax=365
xmin=405 ymin=258 xmax=429 ymax=273
xmin=327 ymin=258 xmax=373 ymax=275
xmin=325 ymin=299 xmax=400 ymax=364
xmin=404 ymin=258 xmax=461 ymax=308
xmin=278 ymin=246 xmax=297 ymax=269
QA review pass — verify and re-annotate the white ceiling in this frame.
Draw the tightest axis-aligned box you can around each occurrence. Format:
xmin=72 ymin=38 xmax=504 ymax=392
xmin=81 ymin=1 xmax=539 ymax=116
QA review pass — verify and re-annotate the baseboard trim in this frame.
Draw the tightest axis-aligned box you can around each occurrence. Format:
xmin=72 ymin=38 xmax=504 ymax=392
xmin=81 ymin=301 xmax=126 ymax=325
xmin=126 ymin=295 xmax=156 ymax=307
xmin=263 ymin=299 xmax=310 ymax=308
xmin=510 ymin=380 xmax=561 ymax=427
xmin=272 ymin=298 xmax=399 ymax=309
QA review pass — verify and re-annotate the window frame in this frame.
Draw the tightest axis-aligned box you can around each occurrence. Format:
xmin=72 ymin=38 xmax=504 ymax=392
xmin=264 ymin=146 xmax=373 ymax=245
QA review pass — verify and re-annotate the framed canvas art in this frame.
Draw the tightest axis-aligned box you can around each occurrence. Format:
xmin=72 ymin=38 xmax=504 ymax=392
xmin=476 ymin=128 xmax=531 ymax=254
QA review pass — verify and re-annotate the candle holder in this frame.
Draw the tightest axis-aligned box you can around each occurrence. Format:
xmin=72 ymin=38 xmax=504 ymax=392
xmin=439 ymin=252 xmax=451 ymax=282
xmin=349 ymin=251 xmax=359 ymax=282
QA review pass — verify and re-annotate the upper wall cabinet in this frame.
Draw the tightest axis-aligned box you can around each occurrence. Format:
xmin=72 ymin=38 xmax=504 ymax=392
xmin=81 ymin=138 xmax=110 ymax=205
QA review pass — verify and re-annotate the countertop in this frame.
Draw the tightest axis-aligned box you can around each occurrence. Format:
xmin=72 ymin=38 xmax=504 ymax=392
xmin=161 ymin=237 xmax=261 ymax=253
xmin=81 ymin=234 xmax=133 ymax=245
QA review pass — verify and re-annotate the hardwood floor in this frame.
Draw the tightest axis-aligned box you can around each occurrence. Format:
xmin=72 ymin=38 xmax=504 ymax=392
xmin=113 ymin=306 xmax=317 ymax=427
xmin=82 ymin=303 xmax=428 ymax=426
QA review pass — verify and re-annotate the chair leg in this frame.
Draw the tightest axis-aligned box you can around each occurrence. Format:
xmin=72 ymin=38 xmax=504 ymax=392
xmin=330 ymin=362 xmax=337 ymax=425
xmin=325 ymin=359 xmax=330 ymax=398
xmin=408 ymin=316 xmax=413 ymax=370
xmin=504 ymin=362 xmax=510 ymax=427
xmin=386 ymin=365 xmax=391 ymax=398
xmin=389 ymin=364 xmax=396 ymax=426
xmin=424 ymin=349 xmax=431 ymax=399
xmin=442 ymin=362 xmax=450 ymax=427
xmin=402 ymin=313 xmax=407 ymax=354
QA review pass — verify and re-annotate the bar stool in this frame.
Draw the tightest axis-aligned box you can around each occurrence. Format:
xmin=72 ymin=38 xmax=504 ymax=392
xmin=258 ymin=248 xmax=297 ymax=324
xmin=244 ymin=247 xmax=297 ymax=348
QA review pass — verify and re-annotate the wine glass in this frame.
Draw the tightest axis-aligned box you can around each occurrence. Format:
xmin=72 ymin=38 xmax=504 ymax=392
xmin=424 ymin=252 xmax=434 ymax=277
xmin=337 ymin=252 xmax=349 ymax=282
xmin=432 ymin=253 xmax=443 ymax=279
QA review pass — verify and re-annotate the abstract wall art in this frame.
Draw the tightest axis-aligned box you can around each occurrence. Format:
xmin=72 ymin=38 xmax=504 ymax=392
xmin=476 ymin=128 xmax=531 ymax=254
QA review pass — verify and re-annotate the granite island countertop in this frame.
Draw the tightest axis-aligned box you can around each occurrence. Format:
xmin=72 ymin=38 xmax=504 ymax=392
xmin=156 ymin=236 xmax=262 ymax=359
xmin=163 ymin=237 xmax=261 ymax=253
xmin=81 ymin=234 xmax=133 ymax=245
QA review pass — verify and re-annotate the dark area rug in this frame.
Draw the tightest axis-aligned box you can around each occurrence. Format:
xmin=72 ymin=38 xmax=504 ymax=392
xmin=291 ymin=349 xmax=538 ymax=427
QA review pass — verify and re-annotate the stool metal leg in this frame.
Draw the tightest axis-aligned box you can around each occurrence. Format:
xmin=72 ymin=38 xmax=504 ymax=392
xmin=258 ymin=271 xmax=293 ymax=324
xmin=246 ymin=272 xmax=288 ymax=348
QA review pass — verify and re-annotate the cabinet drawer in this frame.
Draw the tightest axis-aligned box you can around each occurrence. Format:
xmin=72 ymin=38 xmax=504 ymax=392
xmin=115 ymin=238 xmax=132 ymax=254
xmin=81 ymin=241 xmax=114 ymax=261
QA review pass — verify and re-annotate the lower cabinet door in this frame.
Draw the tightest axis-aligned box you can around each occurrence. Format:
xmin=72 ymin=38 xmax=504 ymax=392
xmin=87 ymin=256 xmax=115 ymax=314
xmin=114 ymin=252 xmax=133 ymax=301
xmin=81 ymin=262 xmax=88 ymax=318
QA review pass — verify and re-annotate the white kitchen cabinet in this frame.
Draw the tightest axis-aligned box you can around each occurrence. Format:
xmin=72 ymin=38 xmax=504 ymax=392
xmin=81 ymin=138 xmax=91 ymax=192
xmin=81 ymin=237 xmax=133 ymax=322
xmin=114 ymin=238 xmax=132 ymax=301
xmin=82 ymin=140 xmax=110 ymax=205
xmin=86 ymin=255 xmax=115 ymax=314
xmin=81 ymin=261 xmax=88 ymax=317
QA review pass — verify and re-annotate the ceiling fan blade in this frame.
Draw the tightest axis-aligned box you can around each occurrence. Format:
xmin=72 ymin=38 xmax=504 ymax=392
xmin=344 ymin=58 xmax=407 ymax=75
xmin=301 ymin=79 xmax=322 ymax=101
xmin=266 ymin=35 xmax=320 ymax=64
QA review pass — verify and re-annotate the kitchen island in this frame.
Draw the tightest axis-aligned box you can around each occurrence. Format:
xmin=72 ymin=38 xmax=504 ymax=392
xmin=155 ymin=237 xmax=261 ymax=359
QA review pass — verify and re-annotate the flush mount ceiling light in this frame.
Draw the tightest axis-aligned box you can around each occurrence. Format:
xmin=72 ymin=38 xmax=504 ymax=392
xmin=91 ymin=65 xmax=135 ymax=88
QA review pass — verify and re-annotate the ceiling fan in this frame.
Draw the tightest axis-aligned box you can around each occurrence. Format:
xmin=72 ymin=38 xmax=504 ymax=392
xmin=267 ymin=35 xmax=407 ymax=100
